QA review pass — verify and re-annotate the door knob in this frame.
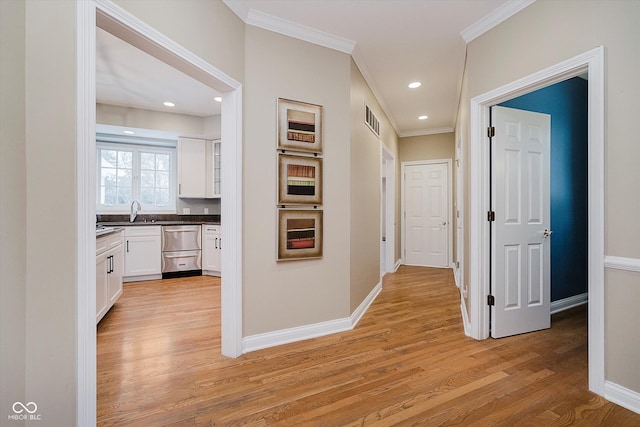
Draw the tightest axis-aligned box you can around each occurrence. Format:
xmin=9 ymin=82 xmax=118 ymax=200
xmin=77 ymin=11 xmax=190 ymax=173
xmin=543 ymin=228 xmax=553 ymax=238
xmin=442 ymin=221 xmax=448 ymax=226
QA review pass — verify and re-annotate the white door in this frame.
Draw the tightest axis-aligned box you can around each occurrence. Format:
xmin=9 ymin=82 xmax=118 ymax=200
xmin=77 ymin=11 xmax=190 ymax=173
xmin=491 ymin=106 xmax=551 ymax=338
xmin=404 ymin=162 xmax=449 ymax=267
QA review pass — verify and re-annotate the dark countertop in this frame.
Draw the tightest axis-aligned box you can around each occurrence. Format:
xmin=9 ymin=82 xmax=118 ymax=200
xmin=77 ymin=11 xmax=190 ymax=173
xmin=96 ymin=226 xmax=124 ymax=238
xmin=97 ymin=214 xmax=221 ymax=227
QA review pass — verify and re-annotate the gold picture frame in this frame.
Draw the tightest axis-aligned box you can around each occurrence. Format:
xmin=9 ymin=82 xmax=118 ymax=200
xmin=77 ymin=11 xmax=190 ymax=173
xmin=277 ymin=98 xmax=323 ymax=153
xmin=277 ymin=209 xmax=323 ymax=261
xmin=278 ymin=154 xmax=322 ymax=205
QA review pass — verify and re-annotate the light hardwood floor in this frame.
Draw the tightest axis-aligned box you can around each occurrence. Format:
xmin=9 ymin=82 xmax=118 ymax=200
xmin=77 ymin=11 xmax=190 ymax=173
xmin=97 ymin=266 xmax=640 ymax=426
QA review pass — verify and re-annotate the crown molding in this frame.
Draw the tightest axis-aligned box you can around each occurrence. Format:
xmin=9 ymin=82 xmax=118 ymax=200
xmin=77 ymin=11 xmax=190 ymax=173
xmin=460 ymin=0 xmax=536 ymax=43
xmin=400 ymin=127 xmax=455 ymax=138
xmin=224 ymin=0 xmax=356 ymax=54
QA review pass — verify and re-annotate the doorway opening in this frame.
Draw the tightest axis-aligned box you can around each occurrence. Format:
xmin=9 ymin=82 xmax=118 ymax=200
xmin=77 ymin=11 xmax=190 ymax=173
xmin=380 ymin=143 xmax=396 ymax=276
xmin=467 ymin=46 xmax=604 ymax=395
xmin=76 ymin=1 xmax=243 ymax=424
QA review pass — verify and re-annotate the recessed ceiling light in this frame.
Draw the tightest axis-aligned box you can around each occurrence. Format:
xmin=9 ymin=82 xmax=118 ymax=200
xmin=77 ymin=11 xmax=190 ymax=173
xmin=123 ymin=130 xmax=135 ymax=135
xmin=214 ymin=96 xmax=222 ymax=103
xmin=163 ymin=101 xmax=175 ymax=107
xmin=408 ymin=82 xmax=422 ymax=89
xmin=418 ymin=115 xmax=429 ymax=120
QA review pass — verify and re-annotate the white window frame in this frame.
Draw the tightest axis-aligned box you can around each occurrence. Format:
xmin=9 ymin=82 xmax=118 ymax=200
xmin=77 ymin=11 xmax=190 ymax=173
xmin=96 ymin=141 xmax=177 ymax=214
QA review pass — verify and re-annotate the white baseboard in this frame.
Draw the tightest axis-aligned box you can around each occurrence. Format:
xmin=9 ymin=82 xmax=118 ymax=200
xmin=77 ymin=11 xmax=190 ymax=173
xmin=123 ymin=274 xmax=162 ymax=283
xmin=242 ymin=281 xmax=382 ymax=354
xmin=242 ymin=317 xmax=352 ymax=353
xmin=454 ymin=267 xmax=461 ymax=289
xmin=605 ymin=381 xmax=640 ymax=415
xmin=351 ymin=280 xmax=382 ymax=327
xmin=550 ymin=292 xmax=588 ymax=315
xmin=460 ymin=298 xmax=471 ymax=336
xmin=394 ymin=259 xmax=402 ymax=272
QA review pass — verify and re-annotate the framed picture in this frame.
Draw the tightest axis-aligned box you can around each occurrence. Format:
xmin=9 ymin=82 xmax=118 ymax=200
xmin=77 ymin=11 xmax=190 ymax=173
xmin=278 ymin=98 xmax=323 ymax=153
xmin=277 ymin=209 xmax=323 ymax=261
xmin=278 ymin=154 xmax=322 ymax=205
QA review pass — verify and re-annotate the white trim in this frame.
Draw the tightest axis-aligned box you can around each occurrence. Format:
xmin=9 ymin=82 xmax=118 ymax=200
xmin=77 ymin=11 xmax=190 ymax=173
xmin=460 ymin=0 xmax=536 ymax=43
xmin=605 ymin=381 xmax=640 ymax=415
xmin=351 ymin=281 xmax=383 ymax=328
xmin=604 ymin=256 xmax=640 ymax=273
xmin=76 ymin=1 xmax=97 ymax=425
xmin=394 ymin=259 xmax=402 ymax=272
xmin=550 ymin=293 xmax=588 ymax=315
xmin=399 ymin=127 xmax=455 ymax=138
xmin=223 ymin=0 xmax=356 ymax=54
xmin=468 ymin=47 xmax=605 ymax=396
xmin=380 ymin=143 xmax=396 ymax=275
xmin=77 ymin=2 xmax=244 ymax=425
xmin=454 ymin=266 xmax=461 ymax=289
xmin=460 ymin=299 xmax=471 ymax=336
xmin=243 ymin=281 xmax=382 ymax=353
xmin=401 ymin=159 xmax=454 ymax=269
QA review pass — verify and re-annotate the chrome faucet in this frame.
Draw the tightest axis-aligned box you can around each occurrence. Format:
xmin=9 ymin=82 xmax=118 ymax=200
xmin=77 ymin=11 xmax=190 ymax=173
xmin=130 ymin=200 xmax=141 ymax=223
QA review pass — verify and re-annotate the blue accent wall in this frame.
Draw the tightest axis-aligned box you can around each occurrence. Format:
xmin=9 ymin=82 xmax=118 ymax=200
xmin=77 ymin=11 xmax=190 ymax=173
xmin=500 ymin=77 xmax=588 ymax=302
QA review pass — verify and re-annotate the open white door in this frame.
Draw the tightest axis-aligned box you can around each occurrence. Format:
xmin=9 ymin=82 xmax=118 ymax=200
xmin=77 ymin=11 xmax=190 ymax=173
xmin=404 ymin=162 xmax=449 ymax=268
xmin=491 ymin=106 xmax=551 ymax=338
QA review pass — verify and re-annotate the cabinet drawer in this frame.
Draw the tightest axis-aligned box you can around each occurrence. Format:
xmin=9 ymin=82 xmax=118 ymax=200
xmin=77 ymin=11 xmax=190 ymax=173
xmin=125 ymin=225 xmax=161 ymax=237
xmin=162 ymin=250 xmax=201 ymax=273
xmin=203 ymin=225 xmax=221 ymax=234
xmin=96 ymin=231 xmax=123 ymax=255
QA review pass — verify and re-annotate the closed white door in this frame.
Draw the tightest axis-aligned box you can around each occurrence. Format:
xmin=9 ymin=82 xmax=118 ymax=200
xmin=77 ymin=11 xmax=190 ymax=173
xmin=404 ymin=162 xmax=449 ymax=267
xmin=491 ymin=106 xmax=551 ymax=338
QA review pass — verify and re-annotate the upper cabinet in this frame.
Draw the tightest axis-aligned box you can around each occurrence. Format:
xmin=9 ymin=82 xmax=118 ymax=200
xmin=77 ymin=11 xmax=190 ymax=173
xmin=178 ymin=137 xmax=221 ymax=198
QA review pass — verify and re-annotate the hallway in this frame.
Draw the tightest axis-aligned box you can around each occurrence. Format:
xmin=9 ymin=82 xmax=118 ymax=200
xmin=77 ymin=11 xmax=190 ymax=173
xmin=97 ymin=266 xmax=639 ymax=425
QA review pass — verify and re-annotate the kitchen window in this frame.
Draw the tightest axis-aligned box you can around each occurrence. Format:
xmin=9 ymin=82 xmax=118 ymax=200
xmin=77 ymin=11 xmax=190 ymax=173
xmin=97 ymin=142 xmax=176 ymax=212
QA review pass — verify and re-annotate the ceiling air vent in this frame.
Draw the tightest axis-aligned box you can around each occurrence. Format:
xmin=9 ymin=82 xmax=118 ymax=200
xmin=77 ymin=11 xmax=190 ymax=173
xmin=365 ymin=104 xmax=380 ymax=137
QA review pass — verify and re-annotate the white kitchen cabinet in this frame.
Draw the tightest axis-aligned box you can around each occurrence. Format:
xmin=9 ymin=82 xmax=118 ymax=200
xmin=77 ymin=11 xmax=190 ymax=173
xmin=178 ymin=137 xmax=220 ymax=198
xmin=202 ymin=224 xmax=221 ymax=276
xmin=96 ymin=230 xmax=124 ymax=324
xmin=123 ymin=226 xmax=162 ymax=282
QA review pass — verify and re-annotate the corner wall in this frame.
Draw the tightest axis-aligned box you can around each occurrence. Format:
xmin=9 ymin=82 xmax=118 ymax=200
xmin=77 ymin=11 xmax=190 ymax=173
xmin=458 ymin=0 xmax=640 ymax=394
xmin=0 ymin=0 xmax=27 ymax=421
xmin=243 ymin=26 xmax=351 ymax=335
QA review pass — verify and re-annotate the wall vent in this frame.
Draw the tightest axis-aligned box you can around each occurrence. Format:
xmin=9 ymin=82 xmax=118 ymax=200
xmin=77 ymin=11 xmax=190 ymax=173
xmin=365 ymin=104 xmax=380 ymax=137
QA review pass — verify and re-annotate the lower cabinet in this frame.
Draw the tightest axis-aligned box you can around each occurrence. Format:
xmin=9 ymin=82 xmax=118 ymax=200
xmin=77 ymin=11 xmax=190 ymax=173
xmin=202 ymin=225 xmax=221 ymax=276
xmin=96 ymin=230 xmax=124 ymax=324
xmin=124 ymin=226 xmax=162 ymax=282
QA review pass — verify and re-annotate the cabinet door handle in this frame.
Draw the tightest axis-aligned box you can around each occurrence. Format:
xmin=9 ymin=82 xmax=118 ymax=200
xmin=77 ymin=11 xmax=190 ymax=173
xmin=126 ymin=240 xmax=129 ymax=253
xmin=219 ymin=237 xmax=221 ymax=250
xmin=107 ymin=255 xmax=112 ymax=274
xmin=215 ymin=237 xmax=218 ymax=249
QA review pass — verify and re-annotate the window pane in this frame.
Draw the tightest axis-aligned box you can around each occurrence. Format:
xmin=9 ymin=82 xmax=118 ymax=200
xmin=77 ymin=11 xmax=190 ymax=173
xmin=118 ymin=151 xmax=133 ymax=169
xmin=140 ymin=152 xmax=155 ymax=170
xmin=101 ymin=186 xmax=117 ymax=205
xmin=140 ymin=170 xmax=155 ymax=188
xmin=140 ymin=188 xmax=155 ymax=205
xmin=117 ymin=169 xmax=132 ymax=187
xmin=101 ymin=150 xmax=117 ymax=168
xmin=156 ymin=154 xmax=170 ymax=171
xmin=101 ymin=168 xmax=117 ymax=187
xmin=117 ymin=187 xmax=131 ymax=205
xmin=156 ymin=189 xmax=169 ymax=207
xmin=156 ymin=171 xmax=169 ymax=189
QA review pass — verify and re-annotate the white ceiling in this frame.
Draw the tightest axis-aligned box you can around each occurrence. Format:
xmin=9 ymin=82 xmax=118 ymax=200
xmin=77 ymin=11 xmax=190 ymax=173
xmin=96 ymin=0 xmax=535 ymax=137
xmin=96 ymin=27 xmax=221 ymax=118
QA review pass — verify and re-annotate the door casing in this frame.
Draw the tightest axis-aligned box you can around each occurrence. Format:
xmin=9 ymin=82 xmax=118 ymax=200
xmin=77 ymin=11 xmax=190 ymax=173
xmin=467 ymin=47 xmax=605 ymax=395
xmin=76 ymin=1 xmax=244 ymax=425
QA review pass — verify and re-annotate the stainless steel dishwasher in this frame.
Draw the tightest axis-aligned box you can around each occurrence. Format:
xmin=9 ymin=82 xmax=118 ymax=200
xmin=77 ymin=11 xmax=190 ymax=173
xmin=161 ymin=224 xmax=202 ymax=278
